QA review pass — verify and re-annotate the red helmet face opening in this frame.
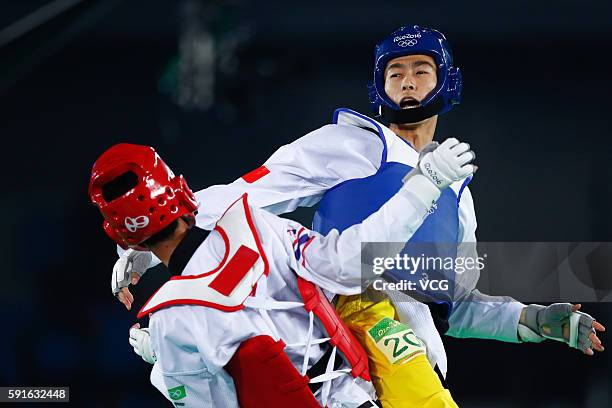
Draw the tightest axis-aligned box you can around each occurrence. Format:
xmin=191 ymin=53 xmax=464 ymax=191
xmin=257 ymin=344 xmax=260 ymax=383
xmin=89 ymin=143 xmax=198 ymax=249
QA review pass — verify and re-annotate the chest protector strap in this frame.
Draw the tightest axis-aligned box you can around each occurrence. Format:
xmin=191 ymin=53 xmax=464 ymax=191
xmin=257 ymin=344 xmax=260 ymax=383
xmin=297 ymin=277 xmax=370 ymax=382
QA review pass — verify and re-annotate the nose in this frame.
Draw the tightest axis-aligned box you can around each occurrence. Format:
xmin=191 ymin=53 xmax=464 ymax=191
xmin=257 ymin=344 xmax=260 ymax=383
xmin=402 ymin=75 xmax=416 ymax=91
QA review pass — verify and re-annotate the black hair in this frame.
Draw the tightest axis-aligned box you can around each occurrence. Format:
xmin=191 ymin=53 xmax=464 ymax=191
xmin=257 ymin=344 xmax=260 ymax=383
xmin=142 ymin=219 xmax=180 ymax=248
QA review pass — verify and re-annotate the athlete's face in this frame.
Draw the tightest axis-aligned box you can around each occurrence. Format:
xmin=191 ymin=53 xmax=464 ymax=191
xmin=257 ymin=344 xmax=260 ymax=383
xmin=384 ymin=54 xmax=437 ymax=109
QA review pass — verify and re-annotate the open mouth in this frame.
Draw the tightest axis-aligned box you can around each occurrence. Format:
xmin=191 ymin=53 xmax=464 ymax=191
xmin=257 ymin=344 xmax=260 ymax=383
xmin=399 ymin=97 xmax=420 ymax=109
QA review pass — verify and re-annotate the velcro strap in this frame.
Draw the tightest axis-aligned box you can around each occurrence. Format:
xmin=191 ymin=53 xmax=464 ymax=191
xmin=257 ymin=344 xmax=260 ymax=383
xmin=569 ymin=312 xmax=581 ymax=348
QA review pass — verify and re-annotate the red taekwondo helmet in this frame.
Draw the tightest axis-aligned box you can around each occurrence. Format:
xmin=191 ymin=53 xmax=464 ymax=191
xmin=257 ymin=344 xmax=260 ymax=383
xmin=88 ymin=143 xmax=199 ymax=250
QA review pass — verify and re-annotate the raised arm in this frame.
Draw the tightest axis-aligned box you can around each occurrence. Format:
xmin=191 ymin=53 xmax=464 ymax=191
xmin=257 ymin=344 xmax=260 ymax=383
xmin=268 ymin=139 xmax=475 ymax=295
xmin=113 ymin=123 xmax=384 ymax=307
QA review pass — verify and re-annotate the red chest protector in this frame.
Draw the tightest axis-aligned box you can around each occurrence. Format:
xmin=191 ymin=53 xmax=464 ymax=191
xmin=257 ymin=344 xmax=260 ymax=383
xmin=138 ymin=194 xmax=370 ymax=406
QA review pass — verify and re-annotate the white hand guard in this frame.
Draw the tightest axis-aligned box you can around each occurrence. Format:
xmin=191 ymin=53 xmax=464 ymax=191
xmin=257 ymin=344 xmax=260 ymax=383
xmin=129 ymin=326 xmax=156 ymax=364
xmin=519 ymin=303 xmax=596 ymax=353
xmin=111 ymin=249 xmax=152 ymax=296
xmin=416 ymin=138 xmax=475 ymax=190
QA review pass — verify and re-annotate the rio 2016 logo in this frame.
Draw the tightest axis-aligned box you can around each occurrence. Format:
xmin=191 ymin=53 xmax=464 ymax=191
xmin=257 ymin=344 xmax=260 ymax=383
xmin=394 ymin=33 xmax=421 ymax=47
xmin=423 ymin=162 xmax=443 ymax=185
xmin=124 ymin=215 xmax=150 ymax=232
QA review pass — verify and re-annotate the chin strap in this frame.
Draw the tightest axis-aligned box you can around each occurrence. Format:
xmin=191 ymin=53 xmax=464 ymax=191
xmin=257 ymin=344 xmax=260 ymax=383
xmin=381 ymin=95 xmax=445 ymax=124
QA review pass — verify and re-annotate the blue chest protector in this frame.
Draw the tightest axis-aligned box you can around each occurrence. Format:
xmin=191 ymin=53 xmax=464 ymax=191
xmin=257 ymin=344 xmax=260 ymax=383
xmin=313 ymin=161 xmax=459 ymax=244
xmin=312 ymin=113 xmax=464 ymax=327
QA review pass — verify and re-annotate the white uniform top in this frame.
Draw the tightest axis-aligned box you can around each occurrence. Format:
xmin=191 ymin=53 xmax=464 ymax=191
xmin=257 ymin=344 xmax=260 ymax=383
xmin=148 ymin=174 xmax=441 ymax=407
xmin=139 ymin=108 xmax=524 ymax=380
xmin=189 ymin=108 xmax=525 ymax=375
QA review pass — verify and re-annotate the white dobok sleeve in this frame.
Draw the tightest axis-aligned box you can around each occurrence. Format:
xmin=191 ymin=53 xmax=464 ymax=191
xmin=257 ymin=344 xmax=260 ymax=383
xmin=257 ymin=173 xmax=441 ymax=295
xmin=116 ymin=124 xmax=383 ymax=268
xmin=195 ymin=124 xmax=384 ymax=229
xmin=447 ymin=186 xmax=525 ymax=343
xmin=148 ymin=305 xmax=240 ymax=407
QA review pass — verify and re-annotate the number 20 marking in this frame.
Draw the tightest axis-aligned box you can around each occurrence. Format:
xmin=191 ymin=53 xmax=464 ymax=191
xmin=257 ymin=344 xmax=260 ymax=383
xmin=383 ymin=332 xmax=422 ymax=358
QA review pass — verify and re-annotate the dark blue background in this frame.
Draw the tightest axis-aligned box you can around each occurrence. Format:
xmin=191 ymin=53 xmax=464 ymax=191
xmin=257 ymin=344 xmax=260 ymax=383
xmin=1 ymin=1 xmax=610 ymax=406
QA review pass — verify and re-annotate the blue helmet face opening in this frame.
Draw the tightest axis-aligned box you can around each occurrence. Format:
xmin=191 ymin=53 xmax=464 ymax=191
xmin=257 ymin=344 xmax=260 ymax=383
xmin=368 ymin=25 xmax=462 ymax=122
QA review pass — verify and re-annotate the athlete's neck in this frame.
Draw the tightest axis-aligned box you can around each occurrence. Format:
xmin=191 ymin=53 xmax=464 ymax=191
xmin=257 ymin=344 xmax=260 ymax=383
xmin=389 ymin=115 xmax=438 ymax=151
xmin=149 ymin=218 xmax=191 ymax=266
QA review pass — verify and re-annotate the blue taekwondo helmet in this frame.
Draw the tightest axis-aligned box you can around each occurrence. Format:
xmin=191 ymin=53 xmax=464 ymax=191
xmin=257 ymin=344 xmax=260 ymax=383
xmin=368 ymin=25 xmax=463 ymax=124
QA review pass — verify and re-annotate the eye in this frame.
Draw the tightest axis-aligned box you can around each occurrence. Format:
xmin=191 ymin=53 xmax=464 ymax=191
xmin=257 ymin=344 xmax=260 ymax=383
xmin=389 ymin=73 xmax=401 ymax=79
xmin=416 ymin=70 xmax=429 ymax=75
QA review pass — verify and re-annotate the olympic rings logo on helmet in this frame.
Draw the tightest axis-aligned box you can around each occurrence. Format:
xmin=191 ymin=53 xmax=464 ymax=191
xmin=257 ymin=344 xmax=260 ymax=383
xmin=397 ymin=39 xmax=418 ymax=47
xmin=368 ymin=25 xmax=463 ymax=121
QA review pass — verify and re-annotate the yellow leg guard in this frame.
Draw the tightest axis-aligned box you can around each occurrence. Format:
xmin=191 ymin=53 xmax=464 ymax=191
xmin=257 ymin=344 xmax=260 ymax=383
xmin=336 ymin=291 xmax=459 ymax=408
